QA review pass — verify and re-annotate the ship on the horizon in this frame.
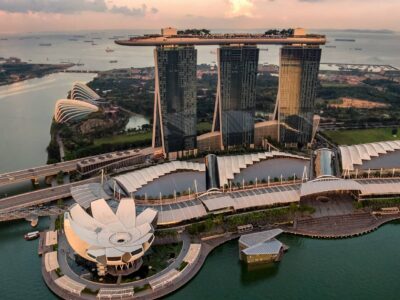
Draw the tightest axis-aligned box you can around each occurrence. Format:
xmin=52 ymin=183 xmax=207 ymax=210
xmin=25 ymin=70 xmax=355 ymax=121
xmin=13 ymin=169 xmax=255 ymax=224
xmin=335 ymin=38 xmax=356 ymax=42
xmin=39 ymin=43 xmax=52 ymax=46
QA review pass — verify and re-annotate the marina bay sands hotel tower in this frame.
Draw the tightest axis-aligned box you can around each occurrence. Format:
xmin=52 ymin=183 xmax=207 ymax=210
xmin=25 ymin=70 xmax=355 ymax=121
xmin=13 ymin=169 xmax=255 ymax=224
xmin=212 ymin=45 xmax=259 ymax=149
xmin=152 ymin=44 xmax=197 ymax=157
xmin=116 ymin=28 xmax=325 ymax=157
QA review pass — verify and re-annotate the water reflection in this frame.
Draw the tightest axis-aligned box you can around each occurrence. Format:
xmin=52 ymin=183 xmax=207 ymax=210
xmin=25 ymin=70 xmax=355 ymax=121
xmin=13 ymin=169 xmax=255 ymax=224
xmin=240 ymin=261 xmax=280 ymax=285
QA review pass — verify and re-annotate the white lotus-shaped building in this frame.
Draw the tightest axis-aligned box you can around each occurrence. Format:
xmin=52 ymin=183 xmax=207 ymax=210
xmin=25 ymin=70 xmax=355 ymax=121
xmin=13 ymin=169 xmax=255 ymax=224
xmin=71 ymin=82 xmax=101 ymax=104
xmin=54 ymin=99 xmax=99 ymax=123
xmin=64 ymin=198 xmax=157 ymax=274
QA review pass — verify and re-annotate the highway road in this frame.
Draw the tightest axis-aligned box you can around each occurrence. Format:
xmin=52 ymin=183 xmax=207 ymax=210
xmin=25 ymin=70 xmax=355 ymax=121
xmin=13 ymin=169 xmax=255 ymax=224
xmin=0 ymin=177 xmax=99 ymax=212
xmin=0 ymin=160 xmax=78 ymax=187
xmin=0 ymin=147 xmax=153 ymax=187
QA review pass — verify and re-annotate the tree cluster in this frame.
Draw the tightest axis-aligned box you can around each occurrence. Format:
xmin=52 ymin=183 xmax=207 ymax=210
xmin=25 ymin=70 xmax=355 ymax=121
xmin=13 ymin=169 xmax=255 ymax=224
xmin=177 ymin=29 xmax=211 ymax=35
xmin=264 ymin=29 xmax=294 ymax=36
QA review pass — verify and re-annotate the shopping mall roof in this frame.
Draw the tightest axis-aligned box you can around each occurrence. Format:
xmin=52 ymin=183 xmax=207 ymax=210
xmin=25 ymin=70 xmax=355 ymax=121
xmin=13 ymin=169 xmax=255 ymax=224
xmin=200 ymin=184 xmax=301 ymax=212
xmin=70 ymin=183 xmax=111 ymax=209
xmin=358 ymin=178 xmax=400 ymax=196
xmin=300 ymin=177 xmax=364 ymax=197
xmin=217 ymin=151 xmax=309 ymax=188
xmin=339 ymin=141 xmax=400 ymax=171
xmin=136 ymin=199 xmax=207 ymax=226
xmin=114 ymin=161 xmax=205 ymax=194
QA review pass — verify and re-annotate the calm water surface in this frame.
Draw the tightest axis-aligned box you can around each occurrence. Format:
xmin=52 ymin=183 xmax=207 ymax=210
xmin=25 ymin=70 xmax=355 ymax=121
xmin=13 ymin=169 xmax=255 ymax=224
xmin=2 ymin=220 xmax=400 ymax=300
xmin=0 ymin=73 xmax=95 ymax=173
xmin=1 ymin=30 xmax=400 ymax=69
xmin=169 ymin=224 xmax=400 ymax=300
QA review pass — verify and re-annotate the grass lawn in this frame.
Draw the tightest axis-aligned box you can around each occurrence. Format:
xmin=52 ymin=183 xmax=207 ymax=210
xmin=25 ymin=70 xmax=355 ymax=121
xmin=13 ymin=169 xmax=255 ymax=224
xmin=324 ymin=128 xmax=399 ymax=145
xmin=196 ymin=122 xmax=212 ymax=132
xmin=93 ymin=131 xmax=152 ymax=146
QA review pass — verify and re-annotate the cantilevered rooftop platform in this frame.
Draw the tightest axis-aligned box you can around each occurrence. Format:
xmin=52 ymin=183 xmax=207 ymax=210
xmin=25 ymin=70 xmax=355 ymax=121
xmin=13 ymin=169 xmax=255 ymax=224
xmin=115 ymin=28 xmax=326 ymax=47
xmin=115 ymin=34 xmax=326 ymax=46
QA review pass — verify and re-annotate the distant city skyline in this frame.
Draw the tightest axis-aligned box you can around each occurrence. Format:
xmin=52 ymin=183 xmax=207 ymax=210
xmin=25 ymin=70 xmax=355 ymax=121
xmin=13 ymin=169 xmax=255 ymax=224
xmin=0 ymin=0 xmax=400 ymax=34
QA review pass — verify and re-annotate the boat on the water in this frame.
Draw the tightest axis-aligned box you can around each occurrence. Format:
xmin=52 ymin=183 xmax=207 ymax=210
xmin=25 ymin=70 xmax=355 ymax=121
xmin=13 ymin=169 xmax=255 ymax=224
xmin=24 ymin=231 xmax=40 ymax=241
xmin=39 ymin=43 xmax=52 ymax=46
xmin=109 ymin=60 xmax=118 ymax=63
xmin=335 ymin=38 xmax=356 ymax=42
xmin=106 ymin=47 xmax=115 ymax=53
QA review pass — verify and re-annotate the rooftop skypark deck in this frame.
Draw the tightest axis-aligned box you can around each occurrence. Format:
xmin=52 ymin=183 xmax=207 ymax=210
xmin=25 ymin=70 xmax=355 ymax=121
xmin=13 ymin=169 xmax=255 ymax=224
xmin=115 ymin=29 xmax=326 ymax=47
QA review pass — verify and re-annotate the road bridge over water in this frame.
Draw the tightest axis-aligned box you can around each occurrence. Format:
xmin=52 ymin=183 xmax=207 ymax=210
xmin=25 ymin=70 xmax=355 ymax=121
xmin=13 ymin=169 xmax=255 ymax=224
xmin=0 ymin=147 xmax=153 ymax=188
xmin=0 ymin=161 xmax=78 ymax=187
xmin=0 ymin=177 xmax=100 ymax=214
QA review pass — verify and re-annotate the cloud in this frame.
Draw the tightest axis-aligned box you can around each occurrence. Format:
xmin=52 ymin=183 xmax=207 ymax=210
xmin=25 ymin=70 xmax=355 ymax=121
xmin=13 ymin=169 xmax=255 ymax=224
xmin=0 ymin=0 xmax=107 ymax=14
xmin=109 ymin=3 xmax=147 ymax=16
xmin=228 ymin=0 xmax=254 ymax=16
xmin=0 ymin=0 xmax=158 ymax=16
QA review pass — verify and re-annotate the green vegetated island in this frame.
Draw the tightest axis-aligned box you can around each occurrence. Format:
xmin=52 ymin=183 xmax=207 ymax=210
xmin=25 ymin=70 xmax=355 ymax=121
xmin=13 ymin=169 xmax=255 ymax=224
xmin=0 ymin=57 xmax=73 ymax=86
xmin=47 ymin=62 xmax=400 ymax=162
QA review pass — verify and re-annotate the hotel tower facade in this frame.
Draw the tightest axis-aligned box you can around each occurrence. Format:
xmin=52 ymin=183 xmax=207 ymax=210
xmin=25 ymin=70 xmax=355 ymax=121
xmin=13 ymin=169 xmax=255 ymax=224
xmin=152 ymin=46 xmax=197 ymax=157
xmin=212 ymin=45 xmax=259 ymax=149
xmin=274 ymin=46 xmax=322 ymax=146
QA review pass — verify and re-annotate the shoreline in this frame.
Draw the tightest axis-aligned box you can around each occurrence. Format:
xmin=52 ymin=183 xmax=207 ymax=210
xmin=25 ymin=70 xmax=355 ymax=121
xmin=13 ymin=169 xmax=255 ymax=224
xmin=0 ymin=63 xmax=80 ymax=87
xmin=41 ymin=212 xmax=400 ymax=300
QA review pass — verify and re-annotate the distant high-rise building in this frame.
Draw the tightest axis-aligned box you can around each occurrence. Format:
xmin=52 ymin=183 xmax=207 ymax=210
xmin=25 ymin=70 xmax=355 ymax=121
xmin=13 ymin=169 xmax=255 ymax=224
xmin=212 ymin=45 xmax=259 ymax=149
xmin=153 ymin=46 xmax=197 ymax=157
xmin=274 ymin=46 xmax=321 ymax=146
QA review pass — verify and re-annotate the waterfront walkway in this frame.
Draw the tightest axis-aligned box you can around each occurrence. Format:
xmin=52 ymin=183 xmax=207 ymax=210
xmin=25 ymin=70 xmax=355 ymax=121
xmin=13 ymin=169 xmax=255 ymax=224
xmin=286 ymin=212 xmax=400 ymax=238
